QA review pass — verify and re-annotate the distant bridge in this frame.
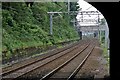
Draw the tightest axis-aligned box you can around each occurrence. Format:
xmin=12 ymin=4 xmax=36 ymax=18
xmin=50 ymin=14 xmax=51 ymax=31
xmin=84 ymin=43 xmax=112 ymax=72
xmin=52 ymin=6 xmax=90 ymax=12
xmin=79 ymin=25 xmax=106 ymax=31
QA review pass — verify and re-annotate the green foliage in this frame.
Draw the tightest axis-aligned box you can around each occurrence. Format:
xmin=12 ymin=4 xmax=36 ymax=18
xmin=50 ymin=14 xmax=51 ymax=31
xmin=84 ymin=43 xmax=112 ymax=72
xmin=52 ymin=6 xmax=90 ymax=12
xmin=101 ymin=44 xmax=109 ymax=68
xmin=100 ymin=18 xmax=106 ymax=25
xmin=2 ymin=2 xmax=79 ymax=56
xmin=101 ymin=31 xmax=105 ymax=43
xmin=70 ymin=2 xmax=79 ymax=11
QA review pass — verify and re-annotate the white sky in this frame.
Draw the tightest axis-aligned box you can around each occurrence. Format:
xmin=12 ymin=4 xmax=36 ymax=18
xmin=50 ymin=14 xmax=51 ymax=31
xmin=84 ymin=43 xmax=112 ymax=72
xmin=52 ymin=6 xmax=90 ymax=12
xmin=76 ymin=0 xmax=104 ymax=26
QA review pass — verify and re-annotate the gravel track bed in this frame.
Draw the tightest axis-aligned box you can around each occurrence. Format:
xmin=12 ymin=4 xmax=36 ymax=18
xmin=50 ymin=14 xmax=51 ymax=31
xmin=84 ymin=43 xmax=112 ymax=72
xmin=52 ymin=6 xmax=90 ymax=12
xmin=50 ymin=43 xmax=94 ymax=79
xmin=20 ymin=42 xmax=89 ymax=78
xmin=3 ymin=42 xmax=82 ymax=78
xmin=75 ymin=40 xmax=109 ymax=79
xmin=2 ymin=39 xmax=106 ymax=80
xmin=2 ymin=40 xmax=83 ymax=73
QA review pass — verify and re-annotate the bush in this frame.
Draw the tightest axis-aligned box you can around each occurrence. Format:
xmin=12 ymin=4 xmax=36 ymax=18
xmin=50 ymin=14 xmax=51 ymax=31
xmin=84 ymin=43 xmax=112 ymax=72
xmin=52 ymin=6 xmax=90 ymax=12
xmin=2 ymin=2 xmax=79 ymax=58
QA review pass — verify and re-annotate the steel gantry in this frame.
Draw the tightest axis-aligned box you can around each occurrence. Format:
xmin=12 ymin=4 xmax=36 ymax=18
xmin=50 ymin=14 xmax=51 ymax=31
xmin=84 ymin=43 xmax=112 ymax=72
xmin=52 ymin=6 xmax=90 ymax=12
xmin=75 ymin=10 xmax=109 ymax=48
xmin=70 ymin=10 xmax=101 ymax=39
xmin=47 ymin=12 xmax=68 ymax=35
xmin=47 ymin=10 xmax=109 ymax=49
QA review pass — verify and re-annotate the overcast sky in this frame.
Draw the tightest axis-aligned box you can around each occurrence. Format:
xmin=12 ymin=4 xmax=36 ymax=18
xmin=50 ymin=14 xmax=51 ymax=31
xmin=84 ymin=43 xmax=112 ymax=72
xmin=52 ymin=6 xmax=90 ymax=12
xmin=76 ymin=0 xmax=104 ymax=26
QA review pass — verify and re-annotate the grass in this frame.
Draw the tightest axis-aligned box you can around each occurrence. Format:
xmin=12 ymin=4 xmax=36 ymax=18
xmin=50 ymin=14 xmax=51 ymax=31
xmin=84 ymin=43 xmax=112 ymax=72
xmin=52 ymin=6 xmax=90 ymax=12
xmin=100 ymin=42 xmax=109 ymax=69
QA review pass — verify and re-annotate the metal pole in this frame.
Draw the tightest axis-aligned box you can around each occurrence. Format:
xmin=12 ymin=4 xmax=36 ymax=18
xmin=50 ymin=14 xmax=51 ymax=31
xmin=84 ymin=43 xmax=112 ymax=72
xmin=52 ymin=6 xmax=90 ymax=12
xmin=50 ymin=13 xmax=53 ymax=35
xmin=81 ymin=12 xmax=83 ymax=22
xmin=98 ymin=13 xmax=100 ymax=41
xmin=68 ymin=0 xmax=70 ymax=13
xmin=73 ymin=21 xmax=75 ymax=27
xmin=105 ymin=21 xmax=109 ymax=48
xmin=100 ymin=30 xmax=101 ymax=42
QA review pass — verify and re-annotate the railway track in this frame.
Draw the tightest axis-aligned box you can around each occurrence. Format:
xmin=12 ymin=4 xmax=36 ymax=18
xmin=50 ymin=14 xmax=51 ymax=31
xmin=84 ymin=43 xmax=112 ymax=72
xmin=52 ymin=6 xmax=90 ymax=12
xmin=2 ymin=39 xmax=89 ymax=79
xmin=40 ymin=41 xmax=95 ymax=80
xmin=67 ymin=46 xmax=95 ymax=80
xmin=2 ymin=39 xmax=97 ymax=80
xmin=2 ymin=41 xmax=79 ymax=76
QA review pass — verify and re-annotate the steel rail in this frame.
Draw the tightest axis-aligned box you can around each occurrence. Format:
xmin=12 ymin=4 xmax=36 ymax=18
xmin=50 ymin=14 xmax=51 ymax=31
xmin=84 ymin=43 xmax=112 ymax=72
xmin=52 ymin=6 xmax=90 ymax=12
xmin=3 ymin=41 xmax=87 ymax=79
xmin=40 ymin=43 xmax=90 ymax=80
xmin=67 ymin=46 xmax=95 ymax=80
xmin=2 ymin=41 xmax=80 ymax=76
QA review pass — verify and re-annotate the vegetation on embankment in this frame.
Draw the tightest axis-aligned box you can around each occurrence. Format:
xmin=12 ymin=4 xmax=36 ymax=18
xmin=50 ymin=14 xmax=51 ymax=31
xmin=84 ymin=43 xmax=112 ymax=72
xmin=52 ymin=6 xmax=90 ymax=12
xmin=100 ymin=36 xmax=109 ymax=69
xmin=2 ymin=2 xmax=79 ymax=62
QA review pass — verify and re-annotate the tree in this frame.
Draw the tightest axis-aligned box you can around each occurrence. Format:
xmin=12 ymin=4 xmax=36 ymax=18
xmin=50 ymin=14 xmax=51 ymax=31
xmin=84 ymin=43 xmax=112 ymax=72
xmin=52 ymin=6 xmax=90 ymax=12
xmin=100 ymin=18 xmax=106 ymax=25
xmin=70 ymin=2 xmax=79 ymax=11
